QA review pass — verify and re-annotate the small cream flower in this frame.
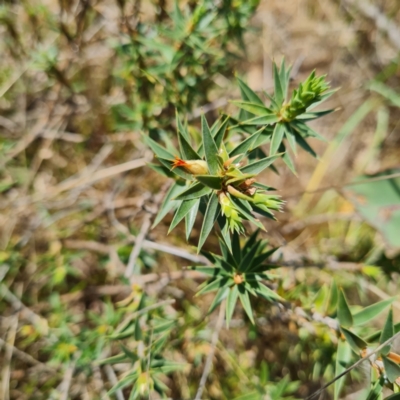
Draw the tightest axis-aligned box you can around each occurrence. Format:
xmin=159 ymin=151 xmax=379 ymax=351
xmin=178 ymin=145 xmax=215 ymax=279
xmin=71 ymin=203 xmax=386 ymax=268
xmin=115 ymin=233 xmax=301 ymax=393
xmin=172 ymin=156 xmax=209 ymax=175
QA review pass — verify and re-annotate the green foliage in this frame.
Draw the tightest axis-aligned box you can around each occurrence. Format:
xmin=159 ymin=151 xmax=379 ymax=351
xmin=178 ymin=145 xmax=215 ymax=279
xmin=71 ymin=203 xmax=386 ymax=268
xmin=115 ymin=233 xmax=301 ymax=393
xmin=230 ymin=60 xmax=335 ymax=170
xmin=111 ymin=0 xmax=259 ymax=132
xmin=192 ymin=231 xmax=280 ymax=325
xmin=98 ymin=294 xmax=184 ymax=399
xmin=2 ymin=1 xmax=400 ymax=399
xmin=149 ymin=112 xmax=284 ymax=249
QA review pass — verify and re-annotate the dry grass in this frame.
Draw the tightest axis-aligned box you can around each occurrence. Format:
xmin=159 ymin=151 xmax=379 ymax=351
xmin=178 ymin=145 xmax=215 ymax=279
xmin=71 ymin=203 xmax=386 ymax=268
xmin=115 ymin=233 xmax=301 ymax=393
xmin=1 ymin=0 xmax=400 ymax=399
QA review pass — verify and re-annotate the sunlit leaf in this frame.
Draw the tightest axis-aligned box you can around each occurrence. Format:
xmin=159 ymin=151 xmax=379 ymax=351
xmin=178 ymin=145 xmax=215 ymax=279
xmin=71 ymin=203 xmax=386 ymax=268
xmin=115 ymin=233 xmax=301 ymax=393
xmin=198 ymin=192 xmax=220 ymax=251
xmin=337 ymin=289 xmax=353 ymax=328
xmin=353 ymin=298 xmax=396 ymax=326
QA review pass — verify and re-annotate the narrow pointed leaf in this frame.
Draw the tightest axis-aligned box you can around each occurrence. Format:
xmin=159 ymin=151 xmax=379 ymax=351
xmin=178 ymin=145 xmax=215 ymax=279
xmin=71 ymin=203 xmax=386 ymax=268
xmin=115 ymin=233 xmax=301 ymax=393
xmin=270 ymin=123 xmax=285 ymax=155
xmin=158 ymin=157 xmax=192 ymax=180
xmin=226 ymin=286 xmax=239 ymax=327
xmin=148 ymin=163 xmax=176 ymax=178
xmin=217 ymin=215 xmax=232 ymax=252
xmin=255 ymin=282 xmax=282 ymax=301
xmin=201 ymin=115 xmax=220 ymax=175
xmin=337 ymin=289 xmax=353 ymax=328
xmin=296 ymin=109 xmax=335 ymax=120
xmin=273 ymin=62 xmax=284 ymax=105
xmin=282 ymin=148 xmax=297 ymax=175
xmin=238 ymin=287 xmax=255 ymax=324
xmin=264 ymin=90 xmax=279 ymax=110
xmin=208 ymin=286 xmax=230 ymax=314
xmin=153 ymin=182 xmax=184 ymax=228
xmin=231 ymin=101 xmax=272 ymax=116
xmin=185 ymin=198 xmax=200 ymax=240
xmin=230 ymin=197 xmax=265 ymax=230
xmin=178 ymin=130 xmax=200 ymax=160
xmin=169 ymin=198 xmax=199 ymax=232
xmin=243 ymin=229 xmax=260 ymax=255
xmin=240 ymin=154 xmax=282 ymax=174
xmin=326 ymin=280 xmax=339 ymax=315
xmin=195 ymin=175 xmax=223 ymax=190
xmin=142 ymin=134 xmax=175 ymax=160
xmin=284 ymin=126 xmax=297 ymax=154
xmin=198 ymin=116 xmax=229 ymax=157
xmin=198 ymin=192 xmax=220 ymax=251
xmin=108 ymin=374 xmax=137 ymax=395
xmin=292 ymin=120 xmax=327 ymax=142
xmin=241 ymin=114 xmax=279 ymax=126
xmin=380 ymin=308 xmax=394 ymax=356
xmin=292 ymin=130 xmax=318 ymax=158
xmin=232 ymin=231 xmax=241 ymax=263
xmin=241 ymin=240 xmax=262 ymax=272
xmin=366 ymin=322 xmax=400 ymax=343
xmin=98 ymin=353 xmax=127 ymax=365
xmin=196 ymin=277 xmax=224 ymax=296
xmin=189 ymin=266 xmax=220 ymax=277
xmin=385 ymin=393 xmax=400 ymax=400
xmin=334 ymin=339 xmax=352 ymax=400
xmin=340 ymin=327 xmax=367 ymax=353
xmin=237 ymin=76 xmax=264 ymax=106
xmin=306 ymin=89 xmax=337 ymax=110
xmin=366 ymin=376 xmax=384 ymax=400
xmin=279 ymin=59 xmax=291 ymax=99
xmin=214 ymin=115 xmax=229 ymax=150
xmin=229 ymin=126 xmax=265 ymax=159
xmin=353 ymin=298 xmax=396 ymax=326
xmin=382 ymin=356 xmax=400 ymax=383
xmin=249 ymin=248 xmax=278 ymax=271
xmin=174 ymin=182 xmax=212 ymax=201
xmin=176 ymin=110 xmax=190 ymax=141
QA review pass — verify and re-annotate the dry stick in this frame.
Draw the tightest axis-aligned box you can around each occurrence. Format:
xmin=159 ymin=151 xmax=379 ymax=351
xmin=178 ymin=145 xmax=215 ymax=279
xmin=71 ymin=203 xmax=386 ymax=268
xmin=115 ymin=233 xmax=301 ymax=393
xmin=103 ymin=365 xmax=125 ymax=400
xmin=125 ymin=214 xmax=152 ymax=279
xmin=92 ymin=365 xmax=111 ymax=400
xmin=0 ymin=284 xmax=48 ymax=334
xmin=59 ymin=359 xmax=77 ymax=400
xmin=0 ymin=337 xmax=53 ymax=372
xmin=124 ymin=182 xmax=171 ymax=281
xmin=194 ymin=302 xmax=226 ymax=400
xmin=1 ymin=112 xmax=50 ymax=167
xmin=306 ymin=330 xmax=400 ymax=400
xmin=64 ymin=239 xmax=207 ymax=264
xmin=48 ymin=157 xmax=148 ymax=198
xmin=1 ymin=314 xmax=18 ymax=400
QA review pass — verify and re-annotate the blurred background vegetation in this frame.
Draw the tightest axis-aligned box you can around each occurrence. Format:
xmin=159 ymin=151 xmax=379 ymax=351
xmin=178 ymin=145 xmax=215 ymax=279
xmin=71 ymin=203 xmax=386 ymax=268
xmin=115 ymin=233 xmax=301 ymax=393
xmin=1 ymin=0 xmax=400 ymax=399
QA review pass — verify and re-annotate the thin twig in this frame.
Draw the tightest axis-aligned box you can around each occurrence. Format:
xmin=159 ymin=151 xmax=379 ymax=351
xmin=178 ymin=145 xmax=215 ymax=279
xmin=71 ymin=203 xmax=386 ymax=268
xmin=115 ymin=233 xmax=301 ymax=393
xmin=1 ymin=314 xmax=18 ymax=400
xmin=194 ymin=302 xmax=226 ymax=400
xmin=63 ymin=239 xmax=208 ymax=264
xmin=58 ymin=358 xmax=77 ymax=400
xmin=92 ymin=365 xmax=111 ymax=400
xmin=0 ymin=284 xmax=48 ymax=334
xmin=125 ymin=214 xmax=152 ymax=279
xmin=306 ymin=330 xmax=400 ymax=400
xmin=0 ymin=337 xmax=53 ymax=372
xmin=46 ymin=157 xmax=148 ymax=198
xmin=103 ymin=365 xmax=125 ymax=400
xmin=124 ymin=182 xmax=171 ymax=281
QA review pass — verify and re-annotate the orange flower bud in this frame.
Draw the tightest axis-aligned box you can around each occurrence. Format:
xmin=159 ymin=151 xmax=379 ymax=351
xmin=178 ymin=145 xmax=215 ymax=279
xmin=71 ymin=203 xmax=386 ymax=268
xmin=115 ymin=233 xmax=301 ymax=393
xmin=172 ymin=157 xmax=209 ymax=175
